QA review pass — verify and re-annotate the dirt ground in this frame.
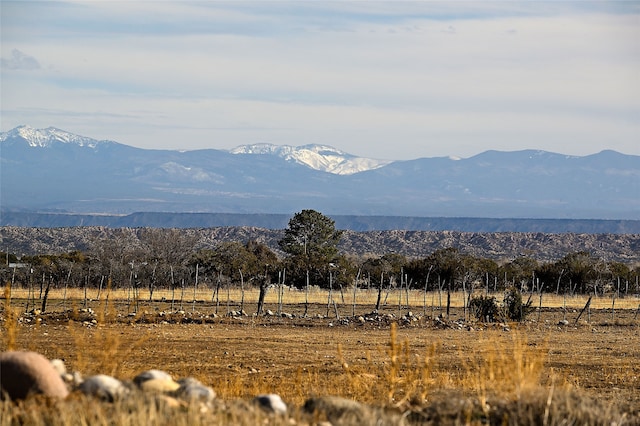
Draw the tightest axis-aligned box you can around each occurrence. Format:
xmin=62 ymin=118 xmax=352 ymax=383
xmin=4 ymin=296 xmax=639 ymax=420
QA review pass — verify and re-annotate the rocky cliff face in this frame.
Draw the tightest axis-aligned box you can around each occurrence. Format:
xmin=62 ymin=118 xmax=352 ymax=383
xmin=1 ymin=227 xmax=638 ymax=264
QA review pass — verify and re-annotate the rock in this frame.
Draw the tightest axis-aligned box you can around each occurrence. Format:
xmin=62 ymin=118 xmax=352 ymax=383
xmin=0 ymin=351 xmax=70 ymax=400
xmin=139 ymin=378 xmax=181 ymax=393
xmin=50 ymin=359 xmax=67 ymax=376
xmin=303 ymin=396 xmax=368 ymax=424
xmin=253 ymin=393 xmax=287 ymax=414
xmin=177 ymin=378 xmax=199 ymax=386
xmin=50 ymin=359 xmax=82 ymax=388
xmin=303 ymin=396 xmax=401 ymax=426
xmin=133 ymin=369 xmax=173 ymax=387
xmin=558 ymin=319 xmax=570 ymax=326
xmin=156 ymin=394 xmax=186 ymax=409
xmin=175 ymin=377 xmax=215 ymax=404
xmin=62 ymin=371 xmax=83 ymax=387
xmin=78 ymin=374 xmax=128 ymax=402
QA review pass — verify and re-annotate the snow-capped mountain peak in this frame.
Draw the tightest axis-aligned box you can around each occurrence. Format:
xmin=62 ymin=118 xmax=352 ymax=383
xmin=0 ymin=125 xmax=109 ymax=148
xmin=230 ymin=143 xmax=392 ymax=175
xmin=1 ymin=125 xmax=637 ymax=220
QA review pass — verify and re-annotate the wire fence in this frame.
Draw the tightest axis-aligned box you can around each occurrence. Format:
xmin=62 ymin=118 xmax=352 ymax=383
xmin=4 ymin=284 xmax=640 ymax=321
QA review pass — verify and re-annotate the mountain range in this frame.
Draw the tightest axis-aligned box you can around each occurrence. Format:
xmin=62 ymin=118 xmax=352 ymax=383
xmin=1 ymin=125 xmax=639 ymax=222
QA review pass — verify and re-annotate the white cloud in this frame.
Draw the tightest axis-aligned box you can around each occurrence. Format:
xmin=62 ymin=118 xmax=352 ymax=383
xmin=1 ymin=2 xmax=638 ymax=159
xmin=0 ymin=49 xmax=40 ymax=70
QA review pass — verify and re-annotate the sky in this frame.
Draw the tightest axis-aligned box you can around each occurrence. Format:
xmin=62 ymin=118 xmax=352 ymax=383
xmin=1 ymin=1 xmax=639 ymax=160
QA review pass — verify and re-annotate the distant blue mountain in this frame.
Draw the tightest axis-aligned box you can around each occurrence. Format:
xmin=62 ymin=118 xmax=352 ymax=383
xmin=1 ymin=125 xmax=638 ymax=220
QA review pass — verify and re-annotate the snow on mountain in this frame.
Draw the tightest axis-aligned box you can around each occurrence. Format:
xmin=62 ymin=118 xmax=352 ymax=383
xmin=158 ymin=162 xmax=221 ymax=183
xmin=1 ymin=126 xmax=389 ymax=175
xmin=230 ymin=143 xmax=392 ymax=175
xmin=0 ymin=125 xmax=111 ymax=148
xmin=2 ymin=125 xmax=638 ymax=219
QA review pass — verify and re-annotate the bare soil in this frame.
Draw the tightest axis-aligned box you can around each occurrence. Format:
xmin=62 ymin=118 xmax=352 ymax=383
xmin=2 ymin=292 xmax=640 ymax=425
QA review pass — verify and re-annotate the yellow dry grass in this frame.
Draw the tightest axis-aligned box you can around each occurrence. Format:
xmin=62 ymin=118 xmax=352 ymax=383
xmin=1 ymin=284 xmax=639 ymax=425
xmin=6 ymin=285 xmax=640 ymax=311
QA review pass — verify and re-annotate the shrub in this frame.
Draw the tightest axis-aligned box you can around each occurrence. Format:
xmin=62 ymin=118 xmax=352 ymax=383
xmin=470 ymin=289 xmax=534 ymax=323
xmin=503 ymin=288 xmax=535 ymax=322
xmin=469 ymin=295 xmax=499 ymax=322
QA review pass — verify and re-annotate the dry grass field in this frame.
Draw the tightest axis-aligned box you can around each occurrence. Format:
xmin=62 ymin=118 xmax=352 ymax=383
xmin=2 ymin=286 xmax=639 ymax=425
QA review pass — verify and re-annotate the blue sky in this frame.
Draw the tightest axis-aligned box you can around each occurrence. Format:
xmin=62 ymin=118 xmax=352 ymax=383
xmin=1 ymin=1 xmax=639 ymax=160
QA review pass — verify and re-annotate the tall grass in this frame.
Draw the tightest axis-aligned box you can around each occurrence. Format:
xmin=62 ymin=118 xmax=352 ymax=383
xmin=330 ymin=323 xmax=548 ymax=409
xmin=454 ymin=332 xmax=547 ymax=405
xmin=1 ymin=282 xmax=18 ymax=351
xmin=1 ymin=280 xmax=149 ymax=378
xmin=5 ymin=286 xmax=639 ymax=314
xmin=66 ymin=290 xmax=151 ymax=377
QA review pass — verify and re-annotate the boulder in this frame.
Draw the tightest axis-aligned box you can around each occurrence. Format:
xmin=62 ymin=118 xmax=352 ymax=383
xmin=0 ymin=351 xmax=69 ymax=400
xmin=303 ymin=396 xmax=401 ymax=426
xmin=139 ymin=378 xmax=180 ymax=393
xmin=49 ymin=359 xmax=67 ymax=376
xmin=253 ymin=393 xmax=287 ymax=414
xmin=133 ymin=369 xmax=173 ymax=387
xmin=304 ymin=395 xmax=365 ymax=417
xmin=175 ymin=377 xmax=216 ymax=404
xmin=49 ymin=358 xmax=82 ymax=388
xmin=78 ymin=374 xmax=128 ymax=401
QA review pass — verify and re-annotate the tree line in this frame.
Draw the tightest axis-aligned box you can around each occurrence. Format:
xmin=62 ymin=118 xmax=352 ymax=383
xmin=2 ymin=210 xmax=639 ymax=298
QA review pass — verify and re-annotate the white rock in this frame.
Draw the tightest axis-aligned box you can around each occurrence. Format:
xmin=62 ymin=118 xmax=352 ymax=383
xmin=50 ymin=359 xmax=66 ymax=376
xmin=139 ymin=378 xmax=180 ymax=393
xmin=253 ymin=393 xmax=287 ymax=414
xmin=175 ymin=377 xmax=216 ymax=403
xmin=79 ymin=374 xmax=128 ymax=401
xmin=62 ymin=371 xmax=83 ymax=386
xmin=133 ymin=369 xmax=173 ymax=387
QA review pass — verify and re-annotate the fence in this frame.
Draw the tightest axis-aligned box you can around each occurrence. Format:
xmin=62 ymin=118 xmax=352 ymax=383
xmin=4 ymin=284 xmax=640 ymax=322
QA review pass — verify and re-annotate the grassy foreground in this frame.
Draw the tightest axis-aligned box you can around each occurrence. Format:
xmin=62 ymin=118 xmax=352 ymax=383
xmin=2 ymin=286 xmax=639 ymax=425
